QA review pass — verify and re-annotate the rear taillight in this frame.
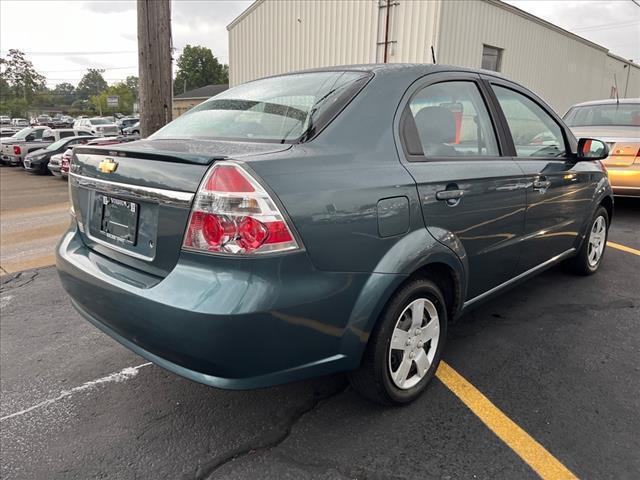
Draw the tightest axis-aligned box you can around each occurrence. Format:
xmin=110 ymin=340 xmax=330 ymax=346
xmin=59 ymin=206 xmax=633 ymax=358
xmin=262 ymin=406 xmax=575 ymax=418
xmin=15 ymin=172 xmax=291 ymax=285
xmin=13 ymin=145 xmax=21 ymax=155
xmin=183 ymin=161 xmax=299 ymax=255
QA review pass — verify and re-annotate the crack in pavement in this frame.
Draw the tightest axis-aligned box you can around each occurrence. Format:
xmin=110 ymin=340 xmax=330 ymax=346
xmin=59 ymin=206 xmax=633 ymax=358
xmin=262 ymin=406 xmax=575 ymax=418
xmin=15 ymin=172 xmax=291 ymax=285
xmin=193 ymin=381 xmax=349 ymax=480
xmin=0 ymin=271 xmax=39 ymax=292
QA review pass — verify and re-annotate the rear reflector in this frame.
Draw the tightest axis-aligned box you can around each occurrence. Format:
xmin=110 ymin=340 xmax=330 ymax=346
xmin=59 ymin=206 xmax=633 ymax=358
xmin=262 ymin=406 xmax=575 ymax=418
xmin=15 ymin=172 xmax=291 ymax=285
xmin=183 ymin=161 xmax=299 ymax=255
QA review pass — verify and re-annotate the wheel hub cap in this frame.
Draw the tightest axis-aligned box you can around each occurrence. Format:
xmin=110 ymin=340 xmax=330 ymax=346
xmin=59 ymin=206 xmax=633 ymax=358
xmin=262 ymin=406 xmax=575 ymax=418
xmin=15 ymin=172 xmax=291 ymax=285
xmin=388 ymin=298 xmax=440 ymax=390
xmin=587 ymin=215 xmax=606 ymax=267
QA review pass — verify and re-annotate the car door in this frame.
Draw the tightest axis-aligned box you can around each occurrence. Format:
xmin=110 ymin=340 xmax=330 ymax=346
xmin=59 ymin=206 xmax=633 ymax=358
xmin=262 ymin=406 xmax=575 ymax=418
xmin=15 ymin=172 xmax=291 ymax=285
xmin=398 ymin=73 xmax=527 ymax=301
xmin=484 ymin=77 xmax=594 ymax=273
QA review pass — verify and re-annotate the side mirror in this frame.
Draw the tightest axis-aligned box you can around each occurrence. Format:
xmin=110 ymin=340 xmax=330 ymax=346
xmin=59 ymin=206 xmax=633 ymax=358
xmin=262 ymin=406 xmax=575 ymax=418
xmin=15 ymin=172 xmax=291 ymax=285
xmin=577 ymin=138 xmax=609 ymax=161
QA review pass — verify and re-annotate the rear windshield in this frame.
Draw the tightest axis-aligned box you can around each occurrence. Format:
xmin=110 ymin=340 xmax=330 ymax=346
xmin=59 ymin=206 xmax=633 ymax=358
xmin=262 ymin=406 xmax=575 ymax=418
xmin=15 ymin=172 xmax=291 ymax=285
xmin=90 ymin=118 xmax=110 ymax=125
xmin=564 ymin=104 xmax=640 ymax=127
xmin=151 ymin=71 xmax=370 ymax=143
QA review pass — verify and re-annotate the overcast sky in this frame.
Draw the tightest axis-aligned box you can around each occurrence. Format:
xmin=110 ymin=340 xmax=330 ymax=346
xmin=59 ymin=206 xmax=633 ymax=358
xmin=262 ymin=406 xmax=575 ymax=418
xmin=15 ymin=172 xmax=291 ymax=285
xmin=1 ymin=0 xmax=638 ymax=88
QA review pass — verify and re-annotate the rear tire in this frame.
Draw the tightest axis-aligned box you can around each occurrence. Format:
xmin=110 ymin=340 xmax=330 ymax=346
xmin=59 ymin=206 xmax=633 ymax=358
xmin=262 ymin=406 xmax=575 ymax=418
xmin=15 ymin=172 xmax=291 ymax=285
xmin=567 ymin=206 xmax=609 ymax=275
xmin=348 ymin=279 xmax=447 ymax=406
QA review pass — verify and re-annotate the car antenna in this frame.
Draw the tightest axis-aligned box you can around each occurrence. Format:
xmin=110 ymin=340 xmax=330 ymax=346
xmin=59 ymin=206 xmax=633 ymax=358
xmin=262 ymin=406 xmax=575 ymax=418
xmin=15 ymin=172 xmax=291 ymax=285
xmin=431 ymin=45 xmax=437 ymax=64
xmin=613 ymin=74 xmax=620 ymax=105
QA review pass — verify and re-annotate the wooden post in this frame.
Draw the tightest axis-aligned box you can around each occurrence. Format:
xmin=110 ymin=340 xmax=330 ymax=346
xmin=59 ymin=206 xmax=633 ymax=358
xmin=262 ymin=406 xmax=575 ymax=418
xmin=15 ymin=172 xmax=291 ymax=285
xmin=137 ymin=0 xmax=172 ymax=137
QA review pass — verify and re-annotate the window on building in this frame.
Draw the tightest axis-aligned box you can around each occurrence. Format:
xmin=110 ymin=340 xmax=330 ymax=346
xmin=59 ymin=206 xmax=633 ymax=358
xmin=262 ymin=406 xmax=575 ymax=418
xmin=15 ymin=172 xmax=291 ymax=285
xmin=482 ymin=45 xmax=503 ymax=72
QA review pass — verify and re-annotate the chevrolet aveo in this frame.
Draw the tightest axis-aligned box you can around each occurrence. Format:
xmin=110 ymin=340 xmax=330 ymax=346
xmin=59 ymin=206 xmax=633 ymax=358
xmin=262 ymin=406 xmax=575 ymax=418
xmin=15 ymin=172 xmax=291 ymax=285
xmin=57 ymin=65 xmax=613 ymax=405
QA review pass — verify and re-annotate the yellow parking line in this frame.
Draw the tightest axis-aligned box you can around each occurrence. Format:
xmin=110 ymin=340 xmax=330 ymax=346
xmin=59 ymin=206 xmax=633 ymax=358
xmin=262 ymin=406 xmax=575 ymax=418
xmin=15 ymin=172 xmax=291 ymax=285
xmin=607 ymin=241 xmax=640 ymax=256
xmin=436 ymin=361 xmax=578 ymax=480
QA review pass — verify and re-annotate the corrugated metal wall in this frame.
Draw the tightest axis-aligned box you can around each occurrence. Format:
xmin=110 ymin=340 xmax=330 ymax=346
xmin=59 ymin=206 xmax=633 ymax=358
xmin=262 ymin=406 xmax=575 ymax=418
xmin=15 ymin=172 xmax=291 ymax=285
xmin=228 ymin=0 xmax=379 ymax=86
xmin=228 ymin=0 xmax=639 ymax=113
xmin=437 ymin=0 xmax=640 ymax=113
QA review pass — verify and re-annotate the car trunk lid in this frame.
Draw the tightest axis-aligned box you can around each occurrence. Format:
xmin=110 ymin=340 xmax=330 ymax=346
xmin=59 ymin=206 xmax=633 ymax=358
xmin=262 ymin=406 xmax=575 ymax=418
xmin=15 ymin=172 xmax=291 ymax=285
xmin=70 ymin=138 xmax=291 ymax=277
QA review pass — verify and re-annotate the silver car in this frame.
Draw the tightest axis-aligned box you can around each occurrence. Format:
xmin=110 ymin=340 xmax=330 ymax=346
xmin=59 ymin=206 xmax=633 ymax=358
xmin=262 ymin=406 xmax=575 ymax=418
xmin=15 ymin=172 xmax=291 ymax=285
xmin=564 ymin=98 xmax=640 ymax=197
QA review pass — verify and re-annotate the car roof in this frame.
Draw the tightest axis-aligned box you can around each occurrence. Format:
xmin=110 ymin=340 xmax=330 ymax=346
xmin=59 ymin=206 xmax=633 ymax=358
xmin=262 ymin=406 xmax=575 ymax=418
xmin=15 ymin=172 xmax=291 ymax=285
xmin=259 ymin=63 xmax=506 ymax=82
xmin=570 ymin=98 xmax=640 ymax=107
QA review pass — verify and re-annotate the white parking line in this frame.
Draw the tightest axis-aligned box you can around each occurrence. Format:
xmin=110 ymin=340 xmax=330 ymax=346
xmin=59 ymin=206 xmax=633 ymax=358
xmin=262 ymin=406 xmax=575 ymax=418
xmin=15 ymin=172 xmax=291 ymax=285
xmin=1 ymin=362 xmax=152 ymax=422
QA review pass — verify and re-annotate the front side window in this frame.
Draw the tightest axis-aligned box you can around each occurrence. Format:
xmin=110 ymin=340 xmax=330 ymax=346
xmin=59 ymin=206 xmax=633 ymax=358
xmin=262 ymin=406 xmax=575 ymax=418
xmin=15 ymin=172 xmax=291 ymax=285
xmin=408 ymin=81 xmax=499 ymax=157
xmin=151 ymin=71 xmax=370 ymax=143
xmin=493 ymin=85 xmax=566 ymax=158
xmin=563 ymin=103 xmax=640 ymax=127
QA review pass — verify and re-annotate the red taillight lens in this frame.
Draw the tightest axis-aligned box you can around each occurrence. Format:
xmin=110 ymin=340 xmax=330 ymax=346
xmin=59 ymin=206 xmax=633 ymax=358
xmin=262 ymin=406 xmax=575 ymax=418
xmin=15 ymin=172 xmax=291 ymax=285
xmin=13 ymin=145 xmax=21 ymax=155
xmin=183 ymin=162 xmax=298 ymax=255
xmin=205 ymin=164 xmax=255 ymax=192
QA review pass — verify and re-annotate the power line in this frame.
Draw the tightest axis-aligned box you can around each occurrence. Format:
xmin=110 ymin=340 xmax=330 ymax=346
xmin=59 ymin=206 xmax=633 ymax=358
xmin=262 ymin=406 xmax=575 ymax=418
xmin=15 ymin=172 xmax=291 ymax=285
xmin=571 ymin=20 xmax=640 ymax=32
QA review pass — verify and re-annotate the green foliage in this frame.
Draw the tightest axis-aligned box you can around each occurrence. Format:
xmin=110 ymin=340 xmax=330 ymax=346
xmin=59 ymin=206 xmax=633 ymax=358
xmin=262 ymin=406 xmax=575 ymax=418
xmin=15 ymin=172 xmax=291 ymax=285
xmin=125 ymin=76 xmax=139 ymax=99
xmin=0 ymin=97 xmax=28 ymax=117
xmin=174 ymin=45 xmax=228 ymax=95
xmin=77 ymin=69 xmax=108 ymax=100
xmin=0 ymin=49 xmax=46 ymax=102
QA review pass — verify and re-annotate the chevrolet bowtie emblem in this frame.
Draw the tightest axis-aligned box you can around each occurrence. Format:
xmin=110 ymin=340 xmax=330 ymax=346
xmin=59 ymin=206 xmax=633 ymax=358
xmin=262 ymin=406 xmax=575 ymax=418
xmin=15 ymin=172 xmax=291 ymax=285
xmin=98 ymin=158 xmax=118 ymax=174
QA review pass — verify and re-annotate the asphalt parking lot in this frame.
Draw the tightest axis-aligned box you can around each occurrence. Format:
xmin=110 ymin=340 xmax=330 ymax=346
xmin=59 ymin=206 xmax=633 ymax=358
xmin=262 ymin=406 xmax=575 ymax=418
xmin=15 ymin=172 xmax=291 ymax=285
xmin=1 ymin=166 xmax=638 ymax=480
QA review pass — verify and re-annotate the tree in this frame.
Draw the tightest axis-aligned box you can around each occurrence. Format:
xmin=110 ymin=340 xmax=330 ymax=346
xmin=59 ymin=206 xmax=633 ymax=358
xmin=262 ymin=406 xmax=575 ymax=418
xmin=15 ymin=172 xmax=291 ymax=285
xmin=77 ymin=69 xmax=108 ymax=99
xmin=125 ymin=75 xmax=139 ymax=99
xmin=173 ymin=45 xmax=228 ymax=95
xmin=54 ymin=82 xmax=75 ymax=96
xmin=0 ymin=49 xmax=46 ymax=102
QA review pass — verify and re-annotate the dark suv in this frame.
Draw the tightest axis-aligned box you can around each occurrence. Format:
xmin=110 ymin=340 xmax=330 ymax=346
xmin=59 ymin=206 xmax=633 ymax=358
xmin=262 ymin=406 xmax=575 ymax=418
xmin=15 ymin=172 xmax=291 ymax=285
xmin=57 ymin=65 xmax=612 ymax=405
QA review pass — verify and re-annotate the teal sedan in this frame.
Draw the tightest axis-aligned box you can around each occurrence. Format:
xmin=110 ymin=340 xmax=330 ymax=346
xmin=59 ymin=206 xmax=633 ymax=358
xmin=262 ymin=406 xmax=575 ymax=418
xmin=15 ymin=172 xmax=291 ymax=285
xmin=57 ymin=65 xmax=613 ymax=405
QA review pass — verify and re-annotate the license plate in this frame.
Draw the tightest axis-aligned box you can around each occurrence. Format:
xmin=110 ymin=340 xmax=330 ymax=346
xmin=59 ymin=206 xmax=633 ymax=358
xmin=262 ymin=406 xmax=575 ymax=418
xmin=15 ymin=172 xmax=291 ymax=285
xmin=100 ymin=195 xmax=139 ymax=245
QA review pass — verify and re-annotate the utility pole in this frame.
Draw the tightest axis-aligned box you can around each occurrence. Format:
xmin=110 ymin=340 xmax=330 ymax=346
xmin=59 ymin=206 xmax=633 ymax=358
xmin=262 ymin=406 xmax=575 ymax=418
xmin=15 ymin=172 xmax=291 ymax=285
xmin=137 ymin=0 xmax=172 ymax=137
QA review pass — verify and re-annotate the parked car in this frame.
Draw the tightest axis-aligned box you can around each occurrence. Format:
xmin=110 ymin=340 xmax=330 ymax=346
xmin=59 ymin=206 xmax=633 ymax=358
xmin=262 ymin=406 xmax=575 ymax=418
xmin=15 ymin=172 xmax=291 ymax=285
xmin=25 ymin=134 xmax=95 ymax=174
xmin=0 ymin=126 xmax=49 ymax=165
xmin=2 ymin=128 xmax=90 ymax=166
xmin=0 ymin=128 xmax=18 ymax=138
xmin=57 ymin=65 xmax=613 ymax=405
xmin=118 ymin=117 xmax=139 ymax=134
xmin=11 ymin=118 xmax=29 ymax=127
xmin=0 ymin=115 xmax=11 ymax=125
xmin=36 ymin=114 xmax=54 ymax=127
xmin=73 ymin=117 xmax=120 ymax=137
xmin=564 ymin=98 xmax=639 ymax=197
xmin=48 ymin=152 xmax=65 ymax=177
xmin=122 ymin=121 xmax=140 ymax=136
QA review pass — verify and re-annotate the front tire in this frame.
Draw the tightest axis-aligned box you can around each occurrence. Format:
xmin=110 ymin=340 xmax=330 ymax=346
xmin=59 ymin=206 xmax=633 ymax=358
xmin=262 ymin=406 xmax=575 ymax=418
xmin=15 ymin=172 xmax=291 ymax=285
xmin=567 ymin=206 xmax=609 ymax=275
xmin=348 ymin=279 xmax=447 ymax=406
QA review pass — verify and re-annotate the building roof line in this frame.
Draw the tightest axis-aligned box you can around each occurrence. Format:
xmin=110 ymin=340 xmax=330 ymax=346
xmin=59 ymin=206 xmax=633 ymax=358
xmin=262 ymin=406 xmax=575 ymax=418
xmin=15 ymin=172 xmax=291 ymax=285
xmin=487 ymin=0 xmax=639 ymax=67
xmin=227 ymin=0 xmax=265 ymax=30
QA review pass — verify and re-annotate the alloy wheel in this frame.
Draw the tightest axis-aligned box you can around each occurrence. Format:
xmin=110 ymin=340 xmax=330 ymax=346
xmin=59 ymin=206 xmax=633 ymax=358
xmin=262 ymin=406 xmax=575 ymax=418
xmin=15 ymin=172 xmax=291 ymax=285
xmin=588 ymin=215 xmax=606 ymax=267
xmin=388 ymin=298 xmax=440 ymax=390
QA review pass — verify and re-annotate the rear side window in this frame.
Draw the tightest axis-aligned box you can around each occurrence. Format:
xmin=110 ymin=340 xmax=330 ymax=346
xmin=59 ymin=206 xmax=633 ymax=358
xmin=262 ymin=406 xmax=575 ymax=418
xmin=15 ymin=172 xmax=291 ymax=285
xmin=59 ymin=131 xmax=74 ymax=139
xmin=493 ymin=85 xmax=566 ymax=158
xmin=408 ymin=81 xmax=499 ymax=157
xmin=151 ymin=71 xmax=371 ymax=143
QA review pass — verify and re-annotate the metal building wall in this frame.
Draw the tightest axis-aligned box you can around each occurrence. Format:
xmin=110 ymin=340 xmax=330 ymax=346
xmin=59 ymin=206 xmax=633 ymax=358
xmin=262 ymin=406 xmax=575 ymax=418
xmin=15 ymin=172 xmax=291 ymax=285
xmin=228 ymin=0 xmax=380 ymax=86
xmin=436 ymin=0 xmax=640 ymax=114
xmin=228 ymin=0 xmax=639 ymax=112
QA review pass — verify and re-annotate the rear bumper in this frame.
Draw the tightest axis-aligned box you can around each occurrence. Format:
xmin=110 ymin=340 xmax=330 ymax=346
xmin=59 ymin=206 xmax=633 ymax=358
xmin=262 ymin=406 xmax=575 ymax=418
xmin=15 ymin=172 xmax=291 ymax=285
xmin=1 ymin=154 xmax=22 ymax=165
xmin=56 ymin=226 xmax=402 ymax=389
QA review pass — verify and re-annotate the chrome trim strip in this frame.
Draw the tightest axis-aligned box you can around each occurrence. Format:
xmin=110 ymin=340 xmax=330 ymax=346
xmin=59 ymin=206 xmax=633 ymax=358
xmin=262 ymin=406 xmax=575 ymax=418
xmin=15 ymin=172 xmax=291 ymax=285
xmin=462 ymin=248 xmax=576 ymax=310
xmin=69 ymin=172 xmax=194 ymax=208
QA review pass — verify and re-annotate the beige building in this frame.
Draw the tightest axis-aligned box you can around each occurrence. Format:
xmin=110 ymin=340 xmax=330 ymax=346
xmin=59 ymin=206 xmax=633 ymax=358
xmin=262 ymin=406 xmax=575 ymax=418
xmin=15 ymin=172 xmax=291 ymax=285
xmin=227 ymin=0 xmax=640 ymax=114
xmin=172 ymin=84 xmax=229 ymax=118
